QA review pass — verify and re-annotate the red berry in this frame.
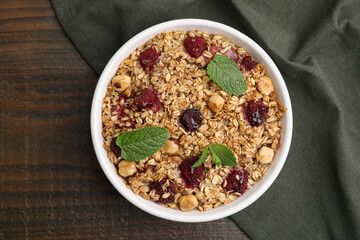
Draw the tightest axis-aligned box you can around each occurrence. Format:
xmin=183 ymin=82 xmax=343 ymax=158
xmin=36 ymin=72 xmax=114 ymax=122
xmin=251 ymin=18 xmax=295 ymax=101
xmin=139 ymin=47 xmax=160 ymax=72
xmin=111 ymin=105 xmax=125 ymax=118
xmin=149 ymin=179 xmax=177 ymax=204
xmin=209 ymin=45 xmax=222 ymax=56
xmin=204 ymin=45 xmax=221 ymax=64
xmin=243 ymin=100 xmax=268 ymax=127
xmin=240 ymin=56 xmax=257 ymax=72
xmin=169 ymin=138 xmax=179 ymax=145
xmin=110 ymin=138 xmax=121 ymax=158
xmin=110 ymin=96 xmax=128 ymax=119
xmin=179 ymin=157 xmax=205 ymax=189
xmin=223 ymin=47 xmax=239 ymax=63
xmin=135 ymin=88 xmax=163 ymax=113
xmin=225 ymin=168 xmax=248 ymax=194
xmin=184 ymin=37 xmax=206 ymax=58
xmin=204 ymin=45 xmax=239 ymax=65
xmin=179 ymin=108 xmax=202 ymax=132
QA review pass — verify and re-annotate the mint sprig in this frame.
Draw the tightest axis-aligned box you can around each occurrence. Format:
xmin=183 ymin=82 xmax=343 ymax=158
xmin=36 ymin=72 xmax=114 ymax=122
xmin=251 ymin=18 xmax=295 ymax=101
xmin=192 ymin=146 xmax=209 ymax=168
xmin=209 ymin=144 xmax=238 ymax=167
xmin=192 ymin=144 xmax=238 ymax=168
xmin=207 ymin=54 xmax=247 ymax=95
xmin=116 ymin=126 xmax=169 ymax=162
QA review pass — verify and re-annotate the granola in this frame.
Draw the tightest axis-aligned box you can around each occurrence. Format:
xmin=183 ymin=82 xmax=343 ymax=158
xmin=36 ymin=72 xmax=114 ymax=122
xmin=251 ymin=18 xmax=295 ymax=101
xmin=101 ymin=30 xmax=287 ymax=211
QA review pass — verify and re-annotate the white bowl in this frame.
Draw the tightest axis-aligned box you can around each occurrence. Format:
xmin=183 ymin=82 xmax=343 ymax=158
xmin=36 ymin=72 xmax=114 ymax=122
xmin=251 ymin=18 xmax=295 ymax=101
xmin=91 ymin=19 xmax=293 ymax=222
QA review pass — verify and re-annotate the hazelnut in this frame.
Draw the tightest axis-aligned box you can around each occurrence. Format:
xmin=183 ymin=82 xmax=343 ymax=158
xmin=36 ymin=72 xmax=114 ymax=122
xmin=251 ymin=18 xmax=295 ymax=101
xmin=179 ymin=195 xmax=198 ymax=211
xmin=112 ymin=74 xmax=131 ymax=92
xmin=163 ymin=140 xmax=179 ymax=155
xmin=256 ymin=76 xmax=274 ymax=95
xmin=208 ymin=94 xmax=225 ymax=113
xmin=256 ymin=146 xmax=274 ymax=164
xmin=118 ymin=160 xmax=137 ymax=177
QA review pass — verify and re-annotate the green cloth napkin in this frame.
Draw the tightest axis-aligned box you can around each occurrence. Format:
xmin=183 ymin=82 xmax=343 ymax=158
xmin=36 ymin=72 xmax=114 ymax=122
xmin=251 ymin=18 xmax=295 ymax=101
xmin=51 ymin=0 xmax=360 ymax=239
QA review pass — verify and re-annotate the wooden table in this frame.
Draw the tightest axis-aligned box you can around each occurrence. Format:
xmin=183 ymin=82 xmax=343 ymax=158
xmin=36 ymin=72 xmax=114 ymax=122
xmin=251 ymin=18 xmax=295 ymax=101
xmin=0 ymin=1 xmax=249 ymax=239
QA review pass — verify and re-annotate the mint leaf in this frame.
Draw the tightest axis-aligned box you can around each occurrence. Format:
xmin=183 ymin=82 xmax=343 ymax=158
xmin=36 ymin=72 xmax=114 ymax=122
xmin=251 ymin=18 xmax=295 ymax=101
xmin=207 ymin=54 xmax=247 ymax=95
xmin=209 ymin=146 xmax=222 ymax=168
xmin=116 ymin=126 xmax=169 ymax=162
xmin=191 ymin=143 xmax=238 ymax=168
xmin=192 ymin=146 xmax=209 ymax=167
xmin=209 ymin=144 xmax=238 ymax=167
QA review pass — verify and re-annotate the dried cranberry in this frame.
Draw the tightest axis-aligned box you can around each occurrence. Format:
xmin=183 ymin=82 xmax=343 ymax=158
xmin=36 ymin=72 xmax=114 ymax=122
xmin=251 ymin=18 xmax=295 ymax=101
xmin=209 ymin=45 xmax=222 ymax=56
xmin=111 ymin=95 xmax=129 ymax=119
xmin=135 ymin=88 xmax=163 ymax=113
xmin=223 ymin=47 xmax=239 ymax=63
xmin=242 ymin=100 xmax=268 ymax=127
xmin=203 ymin=57 xmax=211 ymax=65
xmin=179 ymin=157 xmax=205 ymax=189
xmin=169 ymin=138 xmax=179 ymax=145
xmin=149 ymin=179 xmax=177 ymax=204
xmin=179 ymin=108 xmax=202 ymax=132
xmin=184 ymin=37 xmax=206 ymax=58
xmin=204 ymin=45 xmax=239 ymax=65
xmin=204 ymin=45 xmax=221 ymax=64
xmin=111 ymin=105 xmax=125 ymax=118
xmin=240 ymin=56 xmax=257 ymax=72
xmin=110 ymin=138 xmax=121 ymax=158
xmin=139 ymin=47 xmax=160 ymax=72
xmin=225 ymin=168 xmax=248 ymax=194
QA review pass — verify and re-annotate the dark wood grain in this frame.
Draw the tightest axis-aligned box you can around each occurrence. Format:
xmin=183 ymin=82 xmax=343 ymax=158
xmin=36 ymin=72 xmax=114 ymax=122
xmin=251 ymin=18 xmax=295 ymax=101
xmin=0 ymin=1 xmax=250 ymax=239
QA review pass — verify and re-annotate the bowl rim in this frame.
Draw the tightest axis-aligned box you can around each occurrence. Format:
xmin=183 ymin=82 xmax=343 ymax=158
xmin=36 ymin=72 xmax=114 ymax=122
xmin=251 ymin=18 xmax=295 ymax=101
xmin=90 ymin=18 xmax=293 ymax=222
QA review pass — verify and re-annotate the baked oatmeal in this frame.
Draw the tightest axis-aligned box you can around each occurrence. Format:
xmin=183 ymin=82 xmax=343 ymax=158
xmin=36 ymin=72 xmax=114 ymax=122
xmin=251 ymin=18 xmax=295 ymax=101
xmin=101 ymin=30 xmax=287 ymax=211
